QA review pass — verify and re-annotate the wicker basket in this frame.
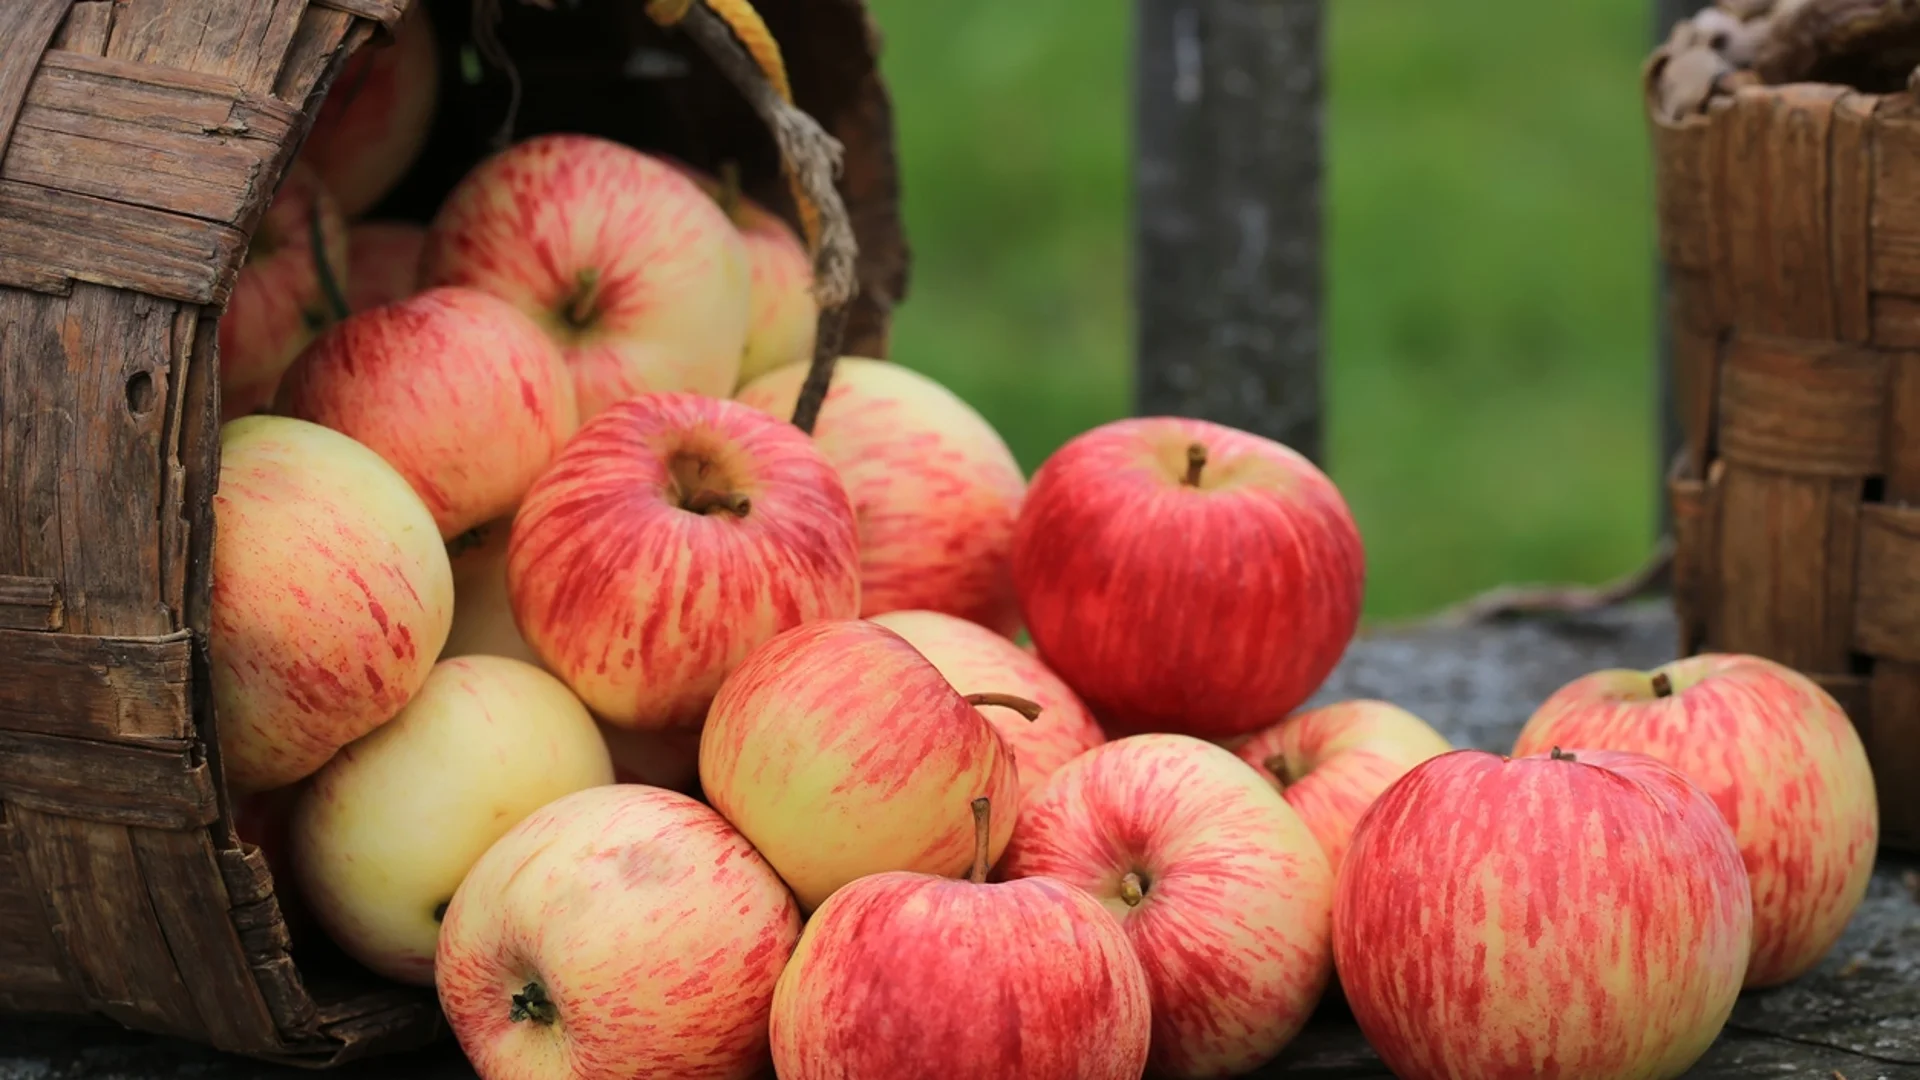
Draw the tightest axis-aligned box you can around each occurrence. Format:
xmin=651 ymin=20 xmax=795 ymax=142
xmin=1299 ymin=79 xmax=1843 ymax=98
xmin=0 ymin=0 xmax=905 ymax=1064
xmin=1647 ymin=13 xmax=1920 ymax=852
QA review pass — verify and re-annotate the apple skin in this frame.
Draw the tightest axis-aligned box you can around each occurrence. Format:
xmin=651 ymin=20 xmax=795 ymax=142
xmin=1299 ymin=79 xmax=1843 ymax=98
xmin=507 ymin=391 xmax=860 ymax=729
xmin=1334 ymin=747 xmax=1752 ymax=1080
xmin=1011 ymin=416 xmax=1364 ymax=739
xmin=276 ymin=286 xmax=579 ymax=539
xmin=737 ymin=357 xmax=1028 ymax=636
xmin=211 ymin=416 xmax=454 ymax=794
xmin=439 ymin=517 xmax=541 ymax=667
xmin=420 ymin=134 xmax=751 ymax=419
xmin=997 ymin=732 xmax=1335 ymax=1079
xmin=1231 ymin=699 xmax=1453 ymax=876
xmin=769 ymin=860 xmax=1152 ymax=1078
xmin=868 ymin=609 xmax=1103 ymax=809
xmin=287 ymin=655 xmax=614 ymax=985
xmin=436 ymin=784 xmax=802 ymax=1080
xmin=295 ymin=3 xmax=439 ymax=218
xmin=344 ymin=221 xmax=426 ymax=312
xmin=1512 ymin=653 xmax=1878 ymax=989
xmin=219 ymin=162 xmax=348 ymax=421
xmin=699 ymin=618 xmax=1022 ymax=912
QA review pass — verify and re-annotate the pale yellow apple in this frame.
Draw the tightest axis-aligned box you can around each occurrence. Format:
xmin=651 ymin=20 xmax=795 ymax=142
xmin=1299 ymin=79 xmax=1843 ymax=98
xmin=287 ymin=655 xmax=613 ymax=985
xmin=439 ymin=517 xmax=541 ymax=667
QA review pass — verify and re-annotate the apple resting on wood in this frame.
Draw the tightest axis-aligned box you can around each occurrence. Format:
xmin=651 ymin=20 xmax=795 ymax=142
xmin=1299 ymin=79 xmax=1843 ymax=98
xmin=737 ymin=357 xmax=1028 ymax=636
xmin=295 ymin=2 xmax=440 ymax=219
xmin=699 ymin=618 xmax=1022 ymax=911
xmin=218 ymin=162 xmax=348 ymax=421
xmin=277 ymin=286 xmax=579 ymax=539
xmin=421 ymin=134 xmax=751 ymax=419
xmin=1011 ymin=417 xmax=1364 ymax=739
xmin=770 ymin=796 xmax=1152 ymax=1080
xmin=507 ymin=391 xmax=860 ymax=729
xmin=1513 ymin=653 xmax=1878 ymax=988
xmin=1232 ymin=699 xmax=1452 ymax=875
xmin=436 ymin=785 xmax=801 ymax=1080
xmin=344 ymin=221 xmax=426 ymax=312
xmin=1335 ymin=748 xmax=1752 ymax=1080
xmin=288 ymin=656 xmax=613 ymax=985
xmin=997 ymin=733 xmax=1335 ymax=1078
xmin=211 ymin=416 xmax=453 ymax=793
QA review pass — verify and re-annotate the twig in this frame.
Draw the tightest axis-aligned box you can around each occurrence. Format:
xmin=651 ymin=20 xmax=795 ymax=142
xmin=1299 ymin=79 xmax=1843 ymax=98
xmin=1423 ymin=537 xmax=1677 ymax=628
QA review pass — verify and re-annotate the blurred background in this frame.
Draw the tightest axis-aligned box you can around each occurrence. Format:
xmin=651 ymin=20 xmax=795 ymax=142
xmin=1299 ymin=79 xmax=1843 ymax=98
xmin=862 ymin=0 xmax=1661 ymax=621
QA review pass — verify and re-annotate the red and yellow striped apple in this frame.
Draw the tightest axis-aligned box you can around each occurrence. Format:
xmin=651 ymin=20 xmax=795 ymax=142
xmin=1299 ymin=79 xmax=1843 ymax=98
xmin=296 ymin=3 xmax=439 ymax=218
xmin=770 ymin=797 xmax=1151 ymax=1080
xmin=998 ymin=733 xmax=1335 ymax=1078
xmin=344 ymin=221 xmax=425 ymax=311
xmin=1232 ymin=699 xmax=1452 ymax=875
xmin=1334 ymin=747 xmax=1753 ymax=1080
xmin=869 ymin=609 xmax=1103 ymax=807
xmin=288 ymin=655 xmax=613 ymax=985
xmin=1513 ymin=653 xmax=1878 ymax=988
xmin=436 ymin=785 xmax=801 ymax=1080
xmin=219 ymin=162 xmax=348 ymax=421
xmin=507 ymin=392 xmax=860 ymax=730
xmin=699 ymin=618 xmax=1021 ymax=912
xmin=737 ymin=357 xmax=1027 ymax=636
xmin=211 ymin=416 xmax=453 ymax=793
xmin=667 ymin=161 xmax=817 ymax=386
xmin=277 ymin=286 xmax=578 ymax=539
xmin=421 ymin=134 xmax=751 ymax=419
xmin=1011 ymin=417 xmax=1363 ymax=738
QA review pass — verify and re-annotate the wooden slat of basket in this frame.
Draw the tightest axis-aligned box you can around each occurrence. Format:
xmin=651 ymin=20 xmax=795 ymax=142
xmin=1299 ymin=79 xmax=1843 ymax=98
xmin=132 ymin=827 xmax=284 ymax=1049
xmin=0 ymin=577 xmax=62 ymax=632
xmin=51 ymin=2 xmax=114 ymax=54
xmin=0 ymin=2 xmax=71 ymax=158
xmin=0 ymin=731 xmax=213 ymax=830
xmin=1831 ymin=92 xmax=1877 ymax=343
xmin=1716 ymin=336 xmax=1888 ymax=476
xmin=1870 ymin=104 xmax=1920 ymax=295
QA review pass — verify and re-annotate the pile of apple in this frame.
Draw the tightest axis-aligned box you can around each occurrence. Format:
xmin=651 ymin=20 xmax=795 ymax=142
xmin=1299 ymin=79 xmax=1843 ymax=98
xmin=207 ymin=11 xmax=1884 ymax=1080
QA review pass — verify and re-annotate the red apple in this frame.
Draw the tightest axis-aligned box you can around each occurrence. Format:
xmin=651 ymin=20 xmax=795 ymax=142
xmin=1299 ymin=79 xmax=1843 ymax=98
xmin=420 ymin=134 xmax=752 ymax=419
xmin=1011 ymin=417 xmax=1363 ymax=739
xmin=296 ymin=4 xmax=440 ymax=218
xmin=1334 ymin=747 xmax=1753 ymax=1080
xmin=869 ymin=609 xmax=1103 ymax=808
xmin=769 ymin=796 xmax=1151 ymax=1079
xmin=507 ymin=391 xmax=860 ymax=729
xmin=1512 ymin=654 xmax=1878 ymax=988
xmin=737 ymin=357 xmax=1028 ymax=636
xmin=344 ymin=221 xmax=425 ymax=311
xmin=997 ymin=732 xmax=1334 ymax=1078
xmin=436 ymin=784 xmax=801 ymax=1079
xmin=219 ymin=162 xmax=348 ymax=421
xmin=1231 ymin=699 xmax=1452 ymax=876
xmin=670 ymin=163 xmax=817 ymax=386
xmin=699 ymin=618 xmax=1022 ymax=912
xmin=276 ymin=285 xmax=579 ymax=539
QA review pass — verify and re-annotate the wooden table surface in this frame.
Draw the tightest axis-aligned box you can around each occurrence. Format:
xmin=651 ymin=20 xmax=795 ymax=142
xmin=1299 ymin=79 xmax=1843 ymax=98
xmin=2 ymin=602 xmax=1916 ymax=1079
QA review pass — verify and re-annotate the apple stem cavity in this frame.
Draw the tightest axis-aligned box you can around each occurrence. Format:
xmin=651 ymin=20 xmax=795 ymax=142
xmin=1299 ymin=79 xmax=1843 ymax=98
xmin=969 ymin=796 xmax=992 ymax=884
xmin=964 ymin=692 xmax=1043 ymax=722
xmin=1650 ymin=671 xmax=1674 ymax=698
xmin=1262 ymin=754 xmax=1297 ymax=787
xmin=432 ymin=901 xmax=449 ymax=923
xmin=1119 ymin=871 xmax=1146 ymax=907
xmin=561 ymin=267 xmax=602 ymax=330
xmin=682 ymin=489 xmax=752 ymax=518
xmin=508 ymin=980 xmax=558 ymax=1026
xmin=1183 ymin=443 xmax=1208 ymax=487
xmin=1550 ymin=746 xmax=1578 ymax=763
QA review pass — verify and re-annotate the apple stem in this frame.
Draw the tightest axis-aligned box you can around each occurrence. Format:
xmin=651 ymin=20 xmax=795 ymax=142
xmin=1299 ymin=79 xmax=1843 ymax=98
xmin=964 ymin=692 xmax=1043 ymax=722
xmin=1119 ymin=871 xmax=1145 ymax=907
xmin=432 ymin=901 xmax=449 ymax=923
xmin=561 ymin=267 xmax=602 ymax=330
xmin=1650 ymin=671 xmax=1674 ymax=698
xmin=309 ymin=201 xmax=349 ymax=324
xmin=969 ymin=797 xmax=992 ymax=884
xmin=1183 ymin=443 xmax=1207 ymax=486
xmin=508 ymin=980 xmax=557 ymax=1026
xmin=1262 ymin=753 xmax=1297 ymax=787
xmin=683 ymin=489 xmax=752 ymax=517
xmin=1550 ymin=746 xmax=1578 ymax=763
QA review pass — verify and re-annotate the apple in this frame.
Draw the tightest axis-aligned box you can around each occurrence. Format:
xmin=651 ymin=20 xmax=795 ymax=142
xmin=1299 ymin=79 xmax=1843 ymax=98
xmin=296 ymin=3 xmax=440 ymax=218
xmin=667 ymin=161 xmax=817 ymax=386
xmin=288 ymin=655 xmax=613 ymax=985
xmin=507 ymin=391 xmax=860 ymax=729
xmin=219 ymin=161 xmax=348 ymax=421
xmin=868 ymin=609 xmax=1103 ymax=808
xmin=770 ymin=795 xmax=1152 ymax=1080
xmin=439 ymin=518 xmax=541 ymax=667
xmin=600 ymin=724 xmax=703 ymax=794
xmin=211 ymin=416 xmax=453 ymax=794
xmin=699 ymin=618 xmax=1022 ymax=912
xmin=436 ymin=784 xmax=801 ymax=1080
xmin=1512 ymin=653 xmax=1878 ymax=988
xmin=276 ymin=285 xmax=579 ymax=539
xmin=420 ymin=134 xmax=751 ymax=419
xmin=996 ymin=732 xmax=1335 ymax=1078
xmin=344 ymin=221 xmax=426 ymax=311
xmin=1334 ymin=747 xmax=1752 ymax=1080
xmin=736 ymin=357 xmax=1028 ymax=636
xmin=1231 ymin=699 xmax=1452 ymax=876
xmin=1011 ymin=417 xmax=1364 ymax=739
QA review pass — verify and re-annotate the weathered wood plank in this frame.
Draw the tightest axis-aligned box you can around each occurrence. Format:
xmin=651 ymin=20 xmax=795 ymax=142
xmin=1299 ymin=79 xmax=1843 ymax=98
xmin=0 ymin=629 xmax=189 ymax=743
xmin=313 ymin=0 xmax=408 ymax=30
xmin=0 ymin=0 xmax=73 ymax=167
xmin=6 ymin=102 xmax=275 ymax=223
xmin=0 ymin=180 xmax=244 ymax=304
xmin=0 ymin=807 xmax=74 ymax=1003
xmin=0 ymin=576 xmax=63 ymax=631
xmin=50 ymin=1 xmax=115 ymax=55
xmin=105 ymin=0 xmax=306 ymax=86
xmin=0 ymin=728 xmax=215 ymax=829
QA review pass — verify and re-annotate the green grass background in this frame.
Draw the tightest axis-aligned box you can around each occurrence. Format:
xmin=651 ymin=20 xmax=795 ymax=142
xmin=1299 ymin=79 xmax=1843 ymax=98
xmin=862 ymin=0 xmax=1663 ymax=621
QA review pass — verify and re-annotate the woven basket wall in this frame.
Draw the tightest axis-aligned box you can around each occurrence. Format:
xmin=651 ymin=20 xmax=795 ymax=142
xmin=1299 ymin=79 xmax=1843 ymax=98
xmin=1647 ymin=54 xmax=1920 ymax=852
xmin=0 ymin=0 xmax=905 ymax=1064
